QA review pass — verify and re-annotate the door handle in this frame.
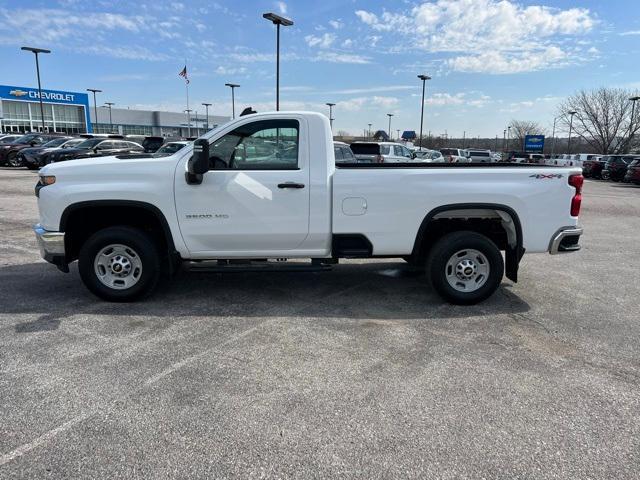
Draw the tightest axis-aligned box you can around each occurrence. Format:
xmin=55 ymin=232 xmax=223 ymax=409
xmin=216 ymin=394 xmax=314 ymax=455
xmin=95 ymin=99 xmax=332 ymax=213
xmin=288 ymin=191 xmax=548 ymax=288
xmin=277 ymin=182 xmax=305 ymax=189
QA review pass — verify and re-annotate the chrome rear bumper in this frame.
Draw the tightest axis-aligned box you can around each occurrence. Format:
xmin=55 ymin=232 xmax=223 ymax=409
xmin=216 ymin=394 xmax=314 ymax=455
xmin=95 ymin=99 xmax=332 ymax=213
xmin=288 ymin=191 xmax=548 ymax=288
xmin=549 ymin=227 xmax=583 ymax=254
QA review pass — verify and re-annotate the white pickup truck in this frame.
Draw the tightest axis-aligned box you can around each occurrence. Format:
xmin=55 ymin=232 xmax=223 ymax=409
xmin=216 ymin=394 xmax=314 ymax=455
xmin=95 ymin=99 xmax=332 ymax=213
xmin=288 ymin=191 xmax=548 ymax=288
xmin=33 ymin=111 xmax=584 ymax=305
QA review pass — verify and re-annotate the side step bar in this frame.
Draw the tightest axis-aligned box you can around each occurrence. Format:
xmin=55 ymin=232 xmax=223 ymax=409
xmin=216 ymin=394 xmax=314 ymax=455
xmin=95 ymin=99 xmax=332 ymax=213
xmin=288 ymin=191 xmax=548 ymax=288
xmin=185 ymin=259 xmax=334 ymax=273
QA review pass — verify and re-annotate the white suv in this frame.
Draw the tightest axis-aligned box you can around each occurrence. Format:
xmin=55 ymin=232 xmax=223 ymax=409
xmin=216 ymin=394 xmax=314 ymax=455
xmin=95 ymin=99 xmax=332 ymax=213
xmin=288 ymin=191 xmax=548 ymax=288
xmin=350 ymin=142 xmax=414 ymax=163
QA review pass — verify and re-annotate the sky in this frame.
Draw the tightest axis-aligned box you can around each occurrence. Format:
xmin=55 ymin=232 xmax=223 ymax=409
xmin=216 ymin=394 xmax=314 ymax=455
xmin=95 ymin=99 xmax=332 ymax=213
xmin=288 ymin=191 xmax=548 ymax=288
xmin=0 ymin=0 xmax=639 ymax=137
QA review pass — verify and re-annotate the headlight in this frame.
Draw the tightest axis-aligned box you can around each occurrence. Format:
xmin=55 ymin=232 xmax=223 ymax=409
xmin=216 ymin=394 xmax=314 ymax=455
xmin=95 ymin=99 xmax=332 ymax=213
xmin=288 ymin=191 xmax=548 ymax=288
xmin=39 ymin=175 xmax=56 ymax=186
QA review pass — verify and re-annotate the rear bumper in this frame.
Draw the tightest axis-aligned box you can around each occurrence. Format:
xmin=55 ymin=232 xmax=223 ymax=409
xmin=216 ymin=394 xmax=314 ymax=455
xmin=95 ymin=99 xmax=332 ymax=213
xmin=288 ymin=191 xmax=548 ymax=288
xmin=33 ymin=224 xmax=69 ymax=272
xmin=549 ymin=227 xmax=583 ymax=254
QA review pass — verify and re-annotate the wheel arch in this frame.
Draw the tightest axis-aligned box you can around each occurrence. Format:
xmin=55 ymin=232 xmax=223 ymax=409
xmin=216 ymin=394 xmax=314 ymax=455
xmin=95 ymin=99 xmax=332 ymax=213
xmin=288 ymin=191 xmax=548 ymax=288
xmin=60 ymin=200 xmax=179 ymax=269
xmin=411 ymin=203 xmax=525 ymax=282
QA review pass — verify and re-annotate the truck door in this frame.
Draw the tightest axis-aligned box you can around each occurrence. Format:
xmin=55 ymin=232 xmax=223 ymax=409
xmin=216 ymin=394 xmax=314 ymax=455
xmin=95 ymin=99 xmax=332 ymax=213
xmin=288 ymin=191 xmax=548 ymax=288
xmin=175 ymin=118 xmax=310 ymax=255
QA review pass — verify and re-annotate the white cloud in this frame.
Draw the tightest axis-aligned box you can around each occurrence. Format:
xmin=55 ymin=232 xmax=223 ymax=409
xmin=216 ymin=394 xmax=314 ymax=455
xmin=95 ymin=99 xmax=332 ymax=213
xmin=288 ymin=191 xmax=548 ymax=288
xmin=329 ymin=19 xmax=344 ymax=30
xmin=337 ymin=96 xmax=399 ymax=111
xmin=355 ymin=0 xmax=597 ymax=74
xmin=327 ymin=85 xmax=415 ymax=95
xmin=313 ymin=52 xmax=371 ymax=64
xmin=305 ymin=33 xmax=336 ymax=48
xmin=276 ymin=1 xmax=287 ymax=15
xmin=215 ymin=66 xmax=248 ymax=76
xmin=620 ymin=30 xmax=640 ymax=36
xmin=342 ymin=39 xmax=353 ymax=48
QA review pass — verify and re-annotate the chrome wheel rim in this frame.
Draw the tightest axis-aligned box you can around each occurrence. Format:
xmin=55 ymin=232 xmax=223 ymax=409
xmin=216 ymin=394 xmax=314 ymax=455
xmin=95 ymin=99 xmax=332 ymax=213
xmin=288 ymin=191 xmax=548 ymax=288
xmin=93 ymin=244 xmax=143 ymax=290
xmin=445 ymin=249 xmax=490 ymax=293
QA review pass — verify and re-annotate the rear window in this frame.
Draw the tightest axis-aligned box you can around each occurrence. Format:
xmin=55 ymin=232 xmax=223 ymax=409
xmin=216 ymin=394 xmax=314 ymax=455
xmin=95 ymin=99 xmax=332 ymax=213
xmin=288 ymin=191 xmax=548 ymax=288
xmin=469 ymin=151 xmax=490 ymax=157
xmin=350 ymin=143 xmax=380 ymax=155
xmin=440 ymin=149 xmax=458 ymax=156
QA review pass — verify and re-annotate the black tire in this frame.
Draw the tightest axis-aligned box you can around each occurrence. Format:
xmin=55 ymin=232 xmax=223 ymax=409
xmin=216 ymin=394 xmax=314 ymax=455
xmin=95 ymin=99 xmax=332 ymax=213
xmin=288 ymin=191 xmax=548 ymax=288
xmin=426 ymin=231 xmax=504 ymax=305
xmin=78 ymin=226 xmax=161 ymax=302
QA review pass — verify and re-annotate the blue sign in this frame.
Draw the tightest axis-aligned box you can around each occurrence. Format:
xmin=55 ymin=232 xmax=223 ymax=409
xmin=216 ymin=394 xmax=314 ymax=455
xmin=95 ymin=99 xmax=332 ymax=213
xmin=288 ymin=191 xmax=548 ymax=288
xmin=0 ymin=85 xmax=92 ymax=132
xmin=525 ymin=134 xmax=545 ymax=152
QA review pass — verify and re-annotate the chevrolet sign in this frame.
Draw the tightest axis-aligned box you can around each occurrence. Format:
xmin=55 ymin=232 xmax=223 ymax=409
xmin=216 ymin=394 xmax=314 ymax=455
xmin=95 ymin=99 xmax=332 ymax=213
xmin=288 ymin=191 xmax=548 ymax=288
xmin=525 ymin=135 xmax=545 ymax=153
xmin=9 ymin=89 xmax=28 ymax=97
xmin=1 ymin=85 xmax=79 ymax=104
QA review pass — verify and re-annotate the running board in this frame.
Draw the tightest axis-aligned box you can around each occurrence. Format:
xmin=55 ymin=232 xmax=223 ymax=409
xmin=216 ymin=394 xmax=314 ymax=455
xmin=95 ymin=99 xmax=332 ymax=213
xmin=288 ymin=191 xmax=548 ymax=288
xmin=185 ymin=260 xmax=333 ymax=273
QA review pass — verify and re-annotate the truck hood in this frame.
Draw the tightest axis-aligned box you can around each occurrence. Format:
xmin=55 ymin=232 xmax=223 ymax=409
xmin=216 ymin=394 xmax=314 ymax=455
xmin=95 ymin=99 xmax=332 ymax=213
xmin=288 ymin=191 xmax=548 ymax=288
xmin=40 ymin=153 xmax=179 ymax=176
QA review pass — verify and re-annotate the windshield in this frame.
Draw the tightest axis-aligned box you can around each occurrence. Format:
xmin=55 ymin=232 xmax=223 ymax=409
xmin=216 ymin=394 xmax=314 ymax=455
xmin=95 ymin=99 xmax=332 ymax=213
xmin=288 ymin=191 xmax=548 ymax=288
xmin=469 ymin=151 xmax=490 ymax=157
xmin=75 ymin=139 xmax=103 ymax=149
xmin=42 ymin=137 xmax=69 ymax=148
xmin=154 ymin=143 xmax=186 ymax=156
xmin=14 ymin=134 xmax=40 ymax=145
xmin=440 ymin=149 xmax=459 ymax=156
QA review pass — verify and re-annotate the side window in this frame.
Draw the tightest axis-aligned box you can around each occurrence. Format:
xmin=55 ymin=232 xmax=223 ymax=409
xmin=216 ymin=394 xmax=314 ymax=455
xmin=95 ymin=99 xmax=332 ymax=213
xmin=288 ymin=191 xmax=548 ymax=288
xmin=209 ymin=119 xmax=299 ymax=170
xmin=380 ymin=145 xmax=390 ymax=155
xmin=402 ymin=146 xmax=412 ymax=157
xmin=97 ymin=141 xmax=112 ymax=149
xmin=342 ymin=147 xmax=355 ymax=161
xmin=393 ymin=145 xmax=403 ymax=156
xmin=334 ymin=146 xmax=343 ymax=161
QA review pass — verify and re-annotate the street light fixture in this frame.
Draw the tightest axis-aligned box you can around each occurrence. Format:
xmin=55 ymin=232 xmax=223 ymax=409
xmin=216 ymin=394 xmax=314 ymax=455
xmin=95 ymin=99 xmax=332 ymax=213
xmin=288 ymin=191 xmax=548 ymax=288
xmin=326 ymin=103 xmax=335 ymax=129
xmin=417 ymin=74 xmax=431 ymax=150
xmin=225 ymin=83 xmax=240 ymax=119
xmin=387 ymin=113 xmax=394 ymax=140
xmin=104 ymin=102 xmax=115 ymax=133
xmin=86 ymin=89 xmax=102 ymax=133
xmin=184 ymin=109 xmax=193 ymax=137
xmin=567 ymin=111 xmax=577 ymax=154
xmin=263 ymin=12 xmax=294 ymax=111
xmin=21 ymin=46 xmax=51 ymax=132
xmin=202 ymin=102 xmax=212 ymax=130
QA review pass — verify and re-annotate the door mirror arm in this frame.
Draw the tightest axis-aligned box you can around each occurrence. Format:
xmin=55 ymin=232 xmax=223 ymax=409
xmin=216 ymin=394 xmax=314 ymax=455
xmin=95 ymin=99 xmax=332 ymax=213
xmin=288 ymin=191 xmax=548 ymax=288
xmin=186 ymin=138 xmax=210 ymax=185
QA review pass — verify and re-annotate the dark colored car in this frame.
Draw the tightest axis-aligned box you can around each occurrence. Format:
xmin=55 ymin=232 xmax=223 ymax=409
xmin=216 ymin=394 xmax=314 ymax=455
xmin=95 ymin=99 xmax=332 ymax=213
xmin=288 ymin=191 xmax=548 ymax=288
xmin=0 ymin=134 xmax=22 ymax=144
xmin=0 ymin=133 xmax=64 ymax=167
xmin=601 ymin=155 xmax=635 ymax=181
xmin=142 ymin=136 xmax=166 ymax=153
xmin=20 ymin=137 xmax=84 ymax=170
xmin=582 ymin=157 xmax=604 ymax=178
xmin=623 ymin=159 xmax=640 ymax=185
xmin=48 ymin=138 xmax=144 ymax=163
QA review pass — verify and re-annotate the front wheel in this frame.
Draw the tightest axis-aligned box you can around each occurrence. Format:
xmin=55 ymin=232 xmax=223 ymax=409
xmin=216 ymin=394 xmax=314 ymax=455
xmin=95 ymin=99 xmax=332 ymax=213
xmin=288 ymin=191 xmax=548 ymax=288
xmin=7 ymin=152 xmax=21 ymax=167
xmin=78 ymin=226 xmax=161 ymax=302
xmin=426 ymin=231 xmax=504 ymax=305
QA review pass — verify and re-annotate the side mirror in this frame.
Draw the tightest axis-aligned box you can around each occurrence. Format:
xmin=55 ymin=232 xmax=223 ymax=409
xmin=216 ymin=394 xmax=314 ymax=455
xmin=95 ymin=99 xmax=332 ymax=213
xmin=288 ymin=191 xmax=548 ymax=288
xmin=186 ymin=138 xmax=209 ymax=184
xmin=410 ymin=152 xmax=416 ymax=159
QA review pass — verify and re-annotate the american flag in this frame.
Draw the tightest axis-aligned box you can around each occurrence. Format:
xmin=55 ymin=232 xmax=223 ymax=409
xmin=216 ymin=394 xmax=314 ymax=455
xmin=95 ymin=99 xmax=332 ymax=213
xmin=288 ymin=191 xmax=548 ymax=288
xmin=178 ymin=66 xmax=189 ymax=84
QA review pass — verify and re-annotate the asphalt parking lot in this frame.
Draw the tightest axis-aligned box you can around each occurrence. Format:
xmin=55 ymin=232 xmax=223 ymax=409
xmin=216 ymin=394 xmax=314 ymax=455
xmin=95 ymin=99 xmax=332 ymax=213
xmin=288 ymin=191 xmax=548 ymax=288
xmin=0 ymin=167 xmax=639 ymax=479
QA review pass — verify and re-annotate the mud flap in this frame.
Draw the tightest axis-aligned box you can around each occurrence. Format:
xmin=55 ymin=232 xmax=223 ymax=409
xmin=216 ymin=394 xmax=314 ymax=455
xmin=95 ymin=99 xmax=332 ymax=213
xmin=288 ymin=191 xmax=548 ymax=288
xmin=505 ymin=245 xmax=525 ymax=283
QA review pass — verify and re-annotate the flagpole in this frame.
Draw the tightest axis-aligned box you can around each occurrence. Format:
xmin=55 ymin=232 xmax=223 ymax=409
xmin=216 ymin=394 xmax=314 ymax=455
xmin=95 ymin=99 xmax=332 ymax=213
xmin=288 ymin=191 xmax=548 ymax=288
xmin=185 ymin=59 xmax=190 ymax=137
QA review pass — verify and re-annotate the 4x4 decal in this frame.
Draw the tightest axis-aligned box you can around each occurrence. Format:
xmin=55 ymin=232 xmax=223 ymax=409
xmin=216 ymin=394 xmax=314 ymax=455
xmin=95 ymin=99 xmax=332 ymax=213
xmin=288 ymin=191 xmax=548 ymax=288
xmin=529 ymin=173 xmax=564 ymax=179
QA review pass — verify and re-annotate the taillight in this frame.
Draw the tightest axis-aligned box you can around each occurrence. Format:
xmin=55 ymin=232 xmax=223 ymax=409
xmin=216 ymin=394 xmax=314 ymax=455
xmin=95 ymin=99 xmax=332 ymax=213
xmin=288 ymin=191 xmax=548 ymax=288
xmin=375 ymin=155 xmax=384 ymax=163
xmin=569 ymin=174 xmax=583 ymax=217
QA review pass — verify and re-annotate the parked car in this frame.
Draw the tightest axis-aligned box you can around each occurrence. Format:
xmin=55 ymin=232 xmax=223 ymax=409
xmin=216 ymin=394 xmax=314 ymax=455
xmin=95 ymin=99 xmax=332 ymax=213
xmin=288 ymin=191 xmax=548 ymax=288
xmin=582 ymin=157 xmax=605 ymax=178
xmin=440 ymin=148 xmax=468 ymax=163
xmin=142 ymin=136 xmax=167 ymax=153
xmin=34 ymin=111 xmax=584 ymax=305
xmin=0 ymin=134 xmax=22 ymax=144
xmin=18 ymin=136 xmax=77 ymax=169
xmin=48 ymin=138 xmax=144 ymax=163
xmin=153 ymin=141 xmax=190 ymax=157
xmin=0 ymin=133 xmax=65 ymax=167
xmin=465 ymin=149 xmax=493 ymax=163
xmin=601 ymin=156 xmax=635 ymax=181
xmin=333 ymin=141 xmax=357 ymax=164
xmin=350 ymin=142 xmax=413 ymax=163
xmin=413 ymin=149 xmax=445 ymax=163
xmin=623 ymin=159 xmax=640 ymax=184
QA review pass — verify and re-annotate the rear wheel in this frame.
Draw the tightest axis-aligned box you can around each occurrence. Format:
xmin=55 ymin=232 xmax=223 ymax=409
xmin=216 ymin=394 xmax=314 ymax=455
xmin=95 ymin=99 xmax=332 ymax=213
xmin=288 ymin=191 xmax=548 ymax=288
xmin=426 ymin=231 xmax=504 ymax=305
xmin=78 ymin=226 xmax=161 ymax=302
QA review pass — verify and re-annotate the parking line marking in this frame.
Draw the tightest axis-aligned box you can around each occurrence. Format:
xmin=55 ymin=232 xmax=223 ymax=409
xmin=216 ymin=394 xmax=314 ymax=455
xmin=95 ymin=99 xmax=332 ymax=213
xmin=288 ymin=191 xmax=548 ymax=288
xmin=0 ymin=412 xmax=93 ymax=467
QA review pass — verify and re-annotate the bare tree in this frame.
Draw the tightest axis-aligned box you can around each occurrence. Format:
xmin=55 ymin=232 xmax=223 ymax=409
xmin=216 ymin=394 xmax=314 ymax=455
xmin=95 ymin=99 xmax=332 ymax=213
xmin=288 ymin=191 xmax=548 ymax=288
xmin=507 ymin=120 xmax=546 ymax=151
xmin=558 ymin=87 xmax=640 ymax=154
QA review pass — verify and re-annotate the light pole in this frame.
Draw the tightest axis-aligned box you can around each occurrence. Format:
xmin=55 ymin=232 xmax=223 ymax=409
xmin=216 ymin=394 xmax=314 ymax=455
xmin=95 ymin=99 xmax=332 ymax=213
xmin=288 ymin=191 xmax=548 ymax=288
xmin=417 ymin=74 xmax=431 ymax=151
xmin=368 ymin=123 xmax=372 ymax=139
xmin=629 ymin=96 xmax=640 ymax=148
xmin=86 ymin=89 xmax=102 ymax=133
xmin=567 ymin=111 xmax=577 ymax=154
xmin=551 ymin=115 xmax=560 ymax=156
xmin=326 ymin=103 xmax=335 ymax=129
xmin=263 ymin=12 xmax=294 ymax=111
xmin=184 ymin=109 xmax=192 ymax=137
xmin=502 ymin=129 xmax=506 ymax=154
xmin=104 ymin=102 xmax=115 ymax=133
xmin=387 ymin=113 xmax=393 ymax=140
xmin=397 ymin=129 xmax=400 ymax=142
xmin=202 ymin=102 xmax=212 ymax=130
xmin=21 ymin=46 xmax=51 ymax=132
xmin=507 ymin=126 xmax=511 ymax=152
xmin=225 ymin=83 xmax=240 ymax=119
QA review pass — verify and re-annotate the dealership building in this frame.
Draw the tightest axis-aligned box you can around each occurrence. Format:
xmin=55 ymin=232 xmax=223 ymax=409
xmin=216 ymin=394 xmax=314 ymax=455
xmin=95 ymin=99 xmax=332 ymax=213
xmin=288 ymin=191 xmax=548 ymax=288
xmin=0 ymin=85 xmax=229 ymax=137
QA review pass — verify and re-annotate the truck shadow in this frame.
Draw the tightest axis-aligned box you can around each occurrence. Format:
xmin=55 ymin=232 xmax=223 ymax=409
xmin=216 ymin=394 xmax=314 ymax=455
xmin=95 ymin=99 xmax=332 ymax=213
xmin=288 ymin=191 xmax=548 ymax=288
xmin=2 ymin=261 xmax=530 ymax=332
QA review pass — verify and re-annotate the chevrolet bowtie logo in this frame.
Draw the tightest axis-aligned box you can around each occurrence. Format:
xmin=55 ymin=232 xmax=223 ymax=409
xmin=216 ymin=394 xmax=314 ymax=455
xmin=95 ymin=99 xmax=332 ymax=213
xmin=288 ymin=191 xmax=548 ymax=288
xmin=9 ymin=89 xmax=28 ymax=97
